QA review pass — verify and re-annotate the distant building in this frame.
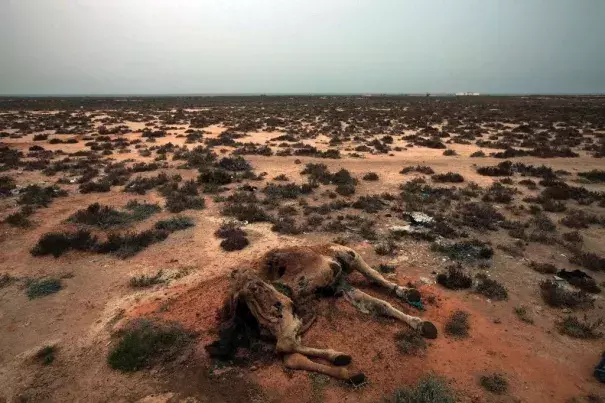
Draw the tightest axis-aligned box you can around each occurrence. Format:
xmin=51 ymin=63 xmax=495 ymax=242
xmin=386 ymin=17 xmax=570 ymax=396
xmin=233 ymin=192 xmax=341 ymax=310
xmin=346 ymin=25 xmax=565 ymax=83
xmin=455 ymin=92 xmax=480 ymax=96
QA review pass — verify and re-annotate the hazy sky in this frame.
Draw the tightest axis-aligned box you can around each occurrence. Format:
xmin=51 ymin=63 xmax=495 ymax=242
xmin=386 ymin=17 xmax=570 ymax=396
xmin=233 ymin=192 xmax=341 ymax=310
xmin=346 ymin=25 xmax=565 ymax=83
xmin=1 ymin=0 xmax=604 ymax=95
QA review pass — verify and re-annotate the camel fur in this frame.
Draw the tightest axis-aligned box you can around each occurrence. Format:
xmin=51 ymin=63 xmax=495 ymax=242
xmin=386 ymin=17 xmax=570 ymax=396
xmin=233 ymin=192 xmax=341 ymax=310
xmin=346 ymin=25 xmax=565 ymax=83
xmin=206 ymin=244 xmax=438 ymax=384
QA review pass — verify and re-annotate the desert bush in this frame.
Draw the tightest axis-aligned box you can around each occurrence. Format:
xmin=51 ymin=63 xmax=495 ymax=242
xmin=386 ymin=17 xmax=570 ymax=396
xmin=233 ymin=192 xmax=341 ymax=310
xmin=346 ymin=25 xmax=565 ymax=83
xmin=273 ymin=174 xmax=289 ymax=181
xmin=215 ymin=221 xmax=249 ymax=251
xmin=556 ymin=316 xmax=602 ymax=339
xmin=300 ymin=163 xmax=332 ymax=184
xmin=0 ymin=175 xmax=16 ymax=196
xmin=431 ymin=239 xmax=493 ymax=261
xmin=335 ymin=183 xmax=355 ymax=196
xmin=562 ymin=230 xmax=583 ymax=244
xmin=400 ymin=165 xmax=435 ymax=175
xmin=570 ymin=252 xmax=605 ymax=272
xmin=18 ymin=185 xmax=67 ymax=207
xmin=432 ymin=172 xmax=464 ymax=183
xmin=222 ymin=199 xmax=271 ymax=222
xmin=375 ymin=239 xmax=398 ymax=256
xmin=482 ymin=183 xmax=516 ymax=203
xmin=541 ymin=199 xmax=567 ymax=212
xmin=5 ymin=207 xmax=34 ymax=227
xmin=442 ymin=149 xmax=457 ymax=156
xmin=480 ymin=374 xmax=508 ymax=395
xmin=477 ymin=161 xmax=513 ymax=176
xmin=578 ymin=170 xmax=605 ymax=182
xmin=36 ymin=346 xmax=56 ymax=365
xmin=352 ymin=195 xmax=386 ymax=213
xmin=271 ymin=216 xmax=302 ymax=235
xmin=129 ymin=270 xmax=164 ymax=288
xmin=107 ymin=319 xmax=192 ymax=372
xmin=391 ymin=375 xmax=456 ymax=403
xmin=197 ymin=168 xmax=232 ymax=186
xmin=264 ymin=183 xmax=302 ymax=199
xmin=514 ymin=306 xmax=534 ymax=324
xmin=362 ymin=172 xmax=379 ymax=181
xmin=217 ymin=156 xmax=252 ymax=172
xmin=125 ymin=200 xmax=162 ymax=220
xmin=476 ymin=274 xmax=508 ymax=300
xmin=445 ymin=310 xmax=470 ymax=338
xmin=154 ymin=216 xmax=194 ymax=232
xmin=457 ymin=202 xmax=504 ymax=231
xmin=79 ymin=180 xmax=112 ymax=193
xmin=529 ymin=213 xmax=557 ymax=232
xmin=540 ymin=280 xmax=594 ymax=309
xmin=519 ymin=179 xmax=538 ymax=189
xmin=418 ymin=138 xmax=446 ymax=149
xmin=68 ymin=203 xmax=130 ymax=228
xmin=31 ymin=230 xmax=97 ymax=257
xmin=436 ymin=264 xmax=472 ymax=290
xmin=529 ymin=261 xmax=558 ymax=274
xmin=394 ymin=329 xmax=427 ymax=356
xmin=26 ymin=277 xmax=62 ymax=299
xmin=165 ymin=193 xmax=205 ymax=213
xmin=331 ymin=169 xmax=357 ymax=186
xmin=470 ymin=150 xmax=486 ymax=158
xmin=96 ymin=229 xmax=169 ymax=258
xmin=560 ymin=209 xmax=604 ymax=229
xmin=124 ymin=173 xmax=170 ymax=195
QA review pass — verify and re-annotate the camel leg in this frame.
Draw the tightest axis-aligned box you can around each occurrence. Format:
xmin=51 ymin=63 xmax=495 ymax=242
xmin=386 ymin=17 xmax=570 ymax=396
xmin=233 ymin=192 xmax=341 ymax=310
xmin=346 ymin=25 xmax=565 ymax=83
xmin=332 ymin=245 xmax=421 ymax=302
xmin=293 ymin=345 xmax=353 ymax=366
xmin=283 ymin=353 xmax=366 ymax=385
xmin=343 ymin=287 xmax=438 ymax=339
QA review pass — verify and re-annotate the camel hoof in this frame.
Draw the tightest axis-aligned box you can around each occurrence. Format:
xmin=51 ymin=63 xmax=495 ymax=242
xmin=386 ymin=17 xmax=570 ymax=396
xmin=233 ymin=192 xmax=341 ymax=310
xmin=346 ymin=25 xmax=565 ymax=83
xmin=348 ymin=373 xmax=367 ymax=386
xmin=420 ymin=321 xmax=438 ymax=339
xmin=333 ymin=354 xmax=352 ymax=366
xmin=406 ymin=289 xmax=421 ymax=303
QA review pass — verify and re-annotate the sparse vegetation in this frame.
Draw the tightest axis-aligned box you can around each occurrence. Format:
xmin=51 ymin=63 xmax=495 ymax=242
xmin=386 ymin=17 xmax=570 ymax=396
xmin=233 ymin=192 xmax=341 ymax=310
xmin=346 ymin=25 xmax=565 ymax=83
xmin=36 ymin=345 xmax=56 ymax=365
xmin=391 ymin=374 xmax=456 ymax=403
xmin=26 ymin=277 xmax=62 ymax=299
xmin=154 ymin=216 xmax=195 ymax=232
xmin=480 ymin=373 xmax=508 ymax=394
xmin=556 ymin=316 xmax=602 ymax=339
xmin=107 ymin=319 xmax=192 ymax=372
xmin=394 ymin=329 xmax=427 ymax=356
xmin=129 ymin=270 xmax=165 ymax=288
xmin=436 ymin=264 xmax=472 ymax=290
xmin=540 ymin=280 xmax=594 ymax=309
xmin=445 ymin=310 xmax=470 ymax=338
xmin=476 ymin=274 xmax=508 ymax=300
xmin=514 ymin=306 xmax=534 ymax=324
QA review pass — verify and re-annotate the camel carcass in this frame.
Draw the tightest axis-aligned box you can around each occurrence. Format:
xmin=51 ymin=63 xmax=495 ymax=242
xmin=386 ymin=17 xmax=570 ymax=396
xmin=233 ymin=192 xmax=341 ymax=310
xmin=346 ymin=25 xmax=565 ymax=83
xmin=206 ymin=244 xmax=438 ymax=384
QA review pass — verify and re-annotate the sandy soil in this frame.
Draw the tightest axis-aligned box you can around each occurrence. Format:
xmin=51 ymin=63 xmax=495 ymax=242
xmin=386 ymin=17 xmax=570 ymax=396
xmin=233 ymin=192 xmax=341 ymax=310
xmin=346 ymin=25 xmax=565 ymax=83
xmin=1 ymin=101 xmax=604 ymax=403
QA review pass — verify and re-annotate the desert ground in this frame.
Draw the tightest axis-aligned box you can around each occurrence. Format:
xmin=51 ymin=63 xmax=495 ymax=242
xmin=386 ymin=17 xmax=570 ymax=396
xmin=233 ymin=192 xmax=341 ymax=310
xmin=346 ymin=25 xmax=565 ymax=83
xmin=1 ymin=95 xmax=604 ymax=402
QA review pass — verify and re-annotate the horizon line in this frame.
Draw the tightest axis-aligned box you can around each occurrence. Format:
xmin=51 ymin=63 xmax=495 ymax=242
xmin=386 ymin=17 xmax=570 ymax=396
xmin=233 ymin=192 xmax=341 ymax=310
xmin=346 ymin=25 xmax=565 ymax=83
xmin=1 ymin=92 xmax=605 ymax=98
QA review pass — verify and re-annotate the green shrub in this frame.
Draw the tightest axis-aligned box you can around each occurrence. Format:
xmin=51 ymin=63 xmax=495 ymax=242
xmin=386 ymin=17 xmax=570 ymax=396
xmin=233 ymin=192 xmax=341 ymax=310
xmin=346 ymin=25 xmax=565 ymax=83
xmin=130 ymin=270 xmax=165 ymax=288
xmin=394 ymin=329 xmax=427 ymax=356
xmin=476 ymin=274 xmax=508 ymax=300
xmin=27 ymin=278 xmax=62 ymax=299
xmin=154 ymin=216 xmax=194 ymax=232
xmin=480 ymin=373 xmax=508 ymax=394
xmin=36 ymin=346 xmax=56 ymax=365
xmin=31 ymin=230 xmax=97 ymax=257
xmin=540 ymin=280 xmax=593 ymax=309
xmin=107 ymin=319 xmax=192 ymax=372
xmin=445 ymin=310 xmax=470 ymax=338
xmin=556 ymin=316 xmax=602 ymax=339
xmin=96 ymin=229 xmax=169 ymax=259
xmin=392 ymin=375 xmax=456 ymax=403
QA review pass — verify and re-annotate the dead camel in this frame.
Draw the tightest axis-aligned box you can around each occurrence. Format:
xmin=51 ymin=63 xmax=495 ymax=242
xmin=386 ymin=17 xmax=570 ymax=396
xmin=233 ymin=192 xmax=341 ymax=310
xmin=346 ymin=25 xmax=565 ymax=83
xmin=206 ymin=244 xmax=438 ymax=384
